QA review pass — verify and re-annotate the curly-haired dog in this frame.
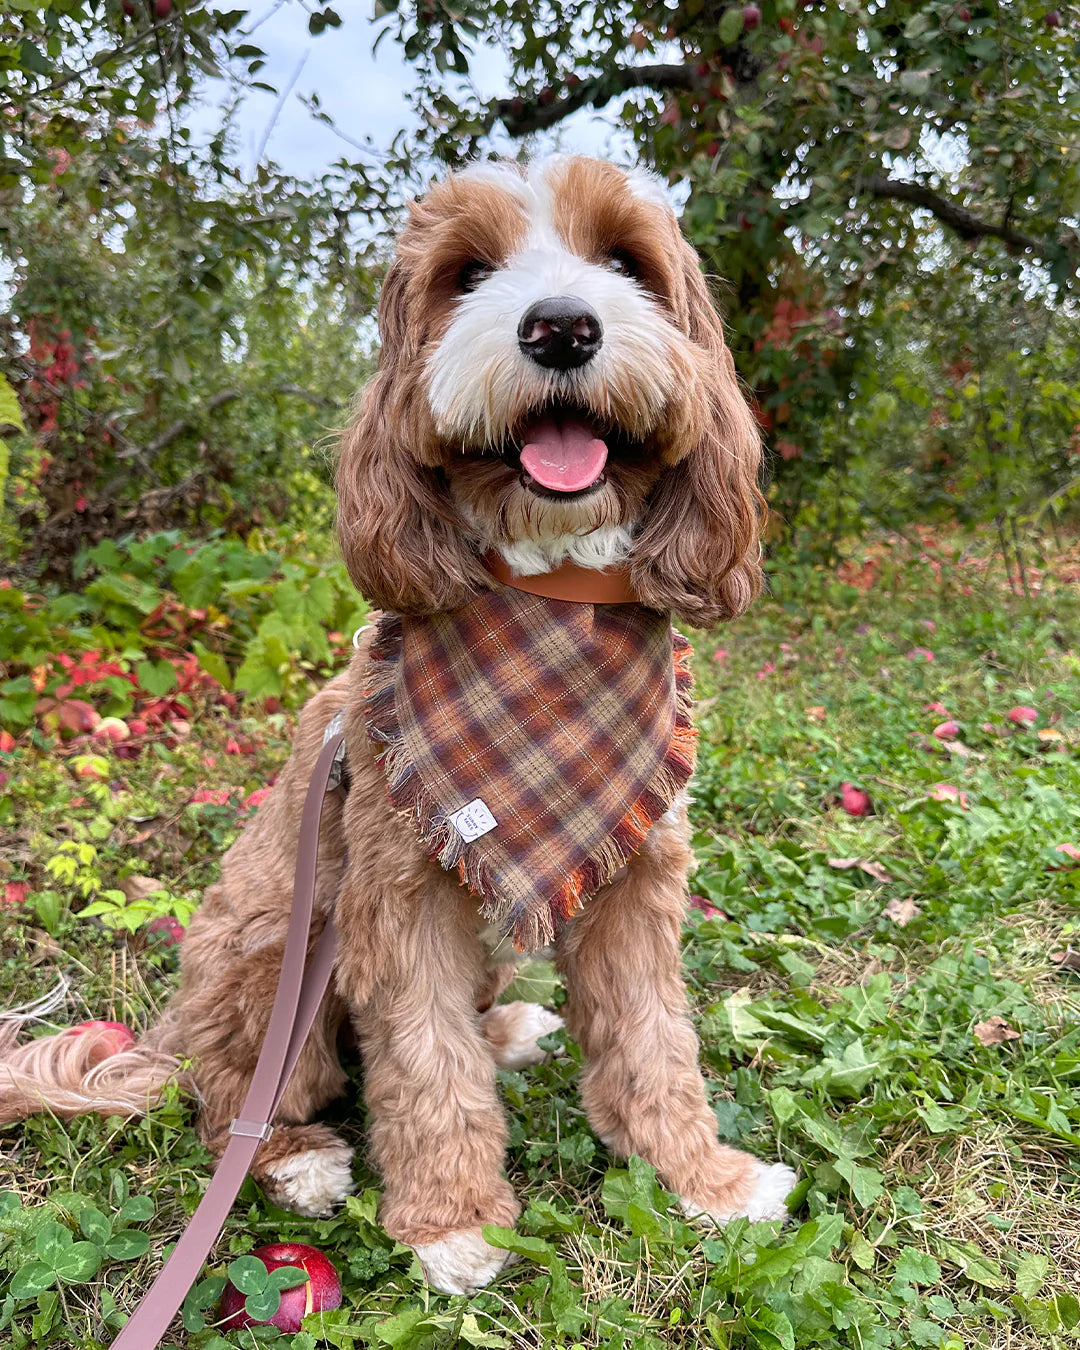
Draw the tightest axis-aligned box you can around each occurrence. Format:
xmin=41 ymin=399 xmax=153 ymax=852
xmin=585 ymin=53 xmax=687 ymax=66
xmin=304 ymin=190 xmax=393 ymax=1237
xmin=1 ymin=155 xmax=795 ymax=1295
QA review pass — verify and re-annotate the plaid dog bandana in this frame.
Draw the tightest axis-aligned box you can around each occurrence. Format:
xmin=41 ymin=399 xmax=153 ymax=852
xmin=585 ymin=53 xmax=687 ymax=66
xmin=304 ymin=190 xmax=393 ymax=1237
xmin=365 ymin=586 xmax=696 ymax=951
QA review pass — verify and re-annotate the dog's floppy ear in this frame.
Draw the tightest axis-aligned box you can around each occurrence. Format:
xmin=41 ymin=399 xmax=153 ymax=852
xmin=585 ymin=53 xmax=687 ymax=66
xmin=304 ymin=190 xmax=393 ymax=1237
xmin=336 ymin=261 xmax=488 ymax=615
xmin=630 ymin=239 xmax=765 ymax=629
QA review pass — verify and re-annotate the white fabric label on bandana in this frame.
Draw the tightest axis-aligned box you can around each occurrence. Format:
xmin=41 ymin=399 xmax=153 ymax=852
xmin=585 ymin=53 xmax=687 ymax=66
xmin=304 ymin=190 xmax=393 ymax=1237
xmin=450 ymin=798 xmax=498 ymax=842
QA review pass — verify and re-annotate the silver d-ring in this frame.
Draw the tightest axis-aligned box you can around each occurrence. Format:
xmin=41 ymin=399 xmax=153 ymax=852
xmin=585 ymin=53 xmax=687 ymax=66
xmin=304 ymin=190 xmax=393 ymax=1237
xmin=352 ymin=624 xmax=372 ymax=649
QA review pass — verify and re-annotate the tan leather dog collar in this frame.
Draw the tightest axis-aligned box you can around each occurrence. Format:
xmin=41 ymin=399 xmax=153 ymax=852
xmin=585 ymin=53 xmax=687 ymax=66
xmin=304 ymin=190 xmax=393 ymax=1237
xmin=484 ymin=550 xmax=640 ymax=605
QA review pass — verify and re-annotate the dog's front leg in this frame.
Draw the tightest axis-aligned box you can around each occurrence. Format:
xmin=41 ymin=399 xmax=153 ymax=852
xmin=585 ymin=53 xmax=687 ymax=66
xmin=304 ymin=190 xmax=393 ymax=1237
xmin=336 ymin=860 xmax=520 ymax=1295
xmin=556 ymin=815 xmax=796 ymax=1225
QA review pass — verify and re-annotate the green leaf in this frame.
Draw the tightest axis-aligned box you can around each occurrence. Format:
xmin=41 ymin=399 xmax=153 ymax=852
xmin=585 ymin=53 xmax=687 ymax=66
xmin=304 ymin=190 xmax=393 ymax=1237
xmin=719 ymin=6 xmax=744 ymax=45
xmin=894 ymin=1248 xmax=942 ymax=1285
xmin=78 ymin=1205 xmax=112 ymax=1246
xmin=743 ymin=1306 xmax=795 ymax=1350
xmin=115 ymin=1195 xmax=155 ymax=1224
xmin=227 ymin=1254 xmax=269 ymax=1294
xmin=264 ymin=1263 xmax=309 ymax=1292
xmin=480 ymin=1226 xmax=555 ymax=1266
xmin=0 ymin=375 xmax=23 ymax=435
xmin=105 ymin=1229 xmax=152 ymax=1260
xmin=9 ymin=1263 xmax=57 ymax=1300
xmin=192 ymin=640 xmax=232 ymax=691
xmin=1015 ymin=1252 xmax=1049 ymax=1299
xmin=54 ymin=1241 xmax=102 ymax=1283
xmin=35 ymin=1221 xmax=73 ymax=1265
xmin=244 ymin=1286 xmax=283 ymax=1321
xmin=136 ymin=658 xmax=177 ymax=697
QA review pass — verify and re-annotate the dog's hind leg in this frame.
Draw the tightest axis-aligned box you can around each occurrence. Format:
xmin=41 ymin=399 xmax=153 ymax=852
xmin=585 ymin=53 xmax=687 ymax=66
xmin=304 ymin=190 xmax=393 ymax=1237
xmin=556 ymin=810 xmax=797 ymax=1226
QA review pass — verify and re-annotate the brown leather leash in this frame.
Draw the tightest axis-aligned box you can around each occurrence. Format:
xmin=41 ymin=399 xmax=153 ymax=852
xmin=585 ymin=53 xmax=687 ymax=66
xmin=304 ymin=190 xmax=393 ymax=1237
xmin=112 ymin=728 xmax=346 ymax=1349
xmin=111 ymin=559 xmax=633 ymax=1345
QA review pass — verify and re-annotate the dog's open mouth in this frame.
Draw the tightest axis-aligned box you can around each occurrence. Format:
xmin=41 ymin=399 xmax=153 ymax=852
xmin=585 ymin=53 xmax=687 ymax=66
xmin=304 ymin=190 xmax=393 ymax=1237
xmin=518 ymin=412 xmax=608 ymax=496
xmin=499 ymin=404 xmax=641 ymax=499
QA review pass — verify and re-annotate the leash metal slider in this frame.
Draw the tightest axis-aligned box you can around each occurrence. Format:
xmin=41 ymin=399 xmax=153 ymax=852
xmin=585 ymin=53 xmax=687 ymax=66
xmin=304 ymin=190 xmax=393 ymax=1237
xmin=229 ymin=1118 xmax=274 ymax=1142
xmin=322 ymin=711 xmax=347 ymax=789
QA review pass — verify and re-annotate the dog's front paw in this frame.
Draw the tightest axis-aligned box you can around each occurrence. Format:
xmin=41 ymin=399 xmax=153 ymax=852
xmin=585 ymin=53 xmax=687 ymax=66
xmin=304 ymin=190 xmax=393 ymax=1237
xmin=480 ymin=1001 xmax=563 ymax=1070
xmin=412 ymin=1228 xmax=516 ymax=1295
xmin=260 ymin=1140 xmax=356 ymax=1218
xmin=681 ymin=1161 xmax=797 ymax=1226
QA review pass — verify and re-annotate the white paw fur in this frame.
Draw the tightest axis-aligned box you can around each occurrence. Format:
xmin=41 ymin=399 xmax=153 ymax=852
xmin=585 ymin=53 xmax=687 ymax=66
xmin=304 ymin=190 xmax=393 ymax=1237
xmin=262 ymin=1144 xmax=356 ymax=1218
xmin=681 ymin=1161 xmax=797 ymax=1225
xmin=412 ymin=1228 xmax=516 ymax=1295
xmin=481 ymin=1002 xmax=564 ymax=1069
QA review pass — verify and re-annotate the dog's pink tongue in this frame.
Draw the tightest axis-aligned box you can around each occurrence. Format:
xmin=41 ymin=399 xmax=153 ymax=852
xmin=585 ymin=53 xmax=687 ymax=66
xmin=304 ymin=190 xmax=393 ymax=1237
xmin=520 ymin=417 xmax=608 ymax=492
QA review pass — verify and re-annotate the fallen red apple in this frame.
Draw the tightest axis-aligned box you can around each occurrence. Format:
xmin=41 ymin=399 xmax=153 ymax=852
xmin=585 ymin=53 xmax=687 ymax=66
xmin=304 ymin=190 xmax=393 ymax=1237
xmin=145 ymin=915 xmax=185 ymax=946
xmin=839 ymin=782 xmax=872 ymax=816
xmin=93 ymin=716 xmax=131 ymax=743
xmin=1006 ymin=705 xmax=1037 ymax=727
xmin=219 ymin=1243 xmax=342 ymax=1333
xmin=932 ymin=720 xmax=961 ymax=740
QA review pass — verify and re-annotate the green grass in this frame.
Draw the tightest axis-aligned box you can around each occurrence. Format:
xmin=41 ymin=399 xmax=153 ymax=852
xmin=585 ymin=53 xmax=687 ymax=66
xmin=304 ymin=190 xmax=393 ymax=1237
xmin=2 ymin=531 xmax=1080 ymax=1348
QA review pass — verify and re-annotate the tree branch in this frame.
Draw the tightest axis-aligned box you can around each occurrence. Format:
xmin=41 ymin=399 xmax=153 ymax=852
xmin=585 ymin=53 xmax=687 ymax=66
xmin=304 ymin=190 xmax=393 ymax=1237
xmin=864 ymin=175 xmax=1066 ymax=261
xmin=495 ymin=63 xmax=700 ymax=136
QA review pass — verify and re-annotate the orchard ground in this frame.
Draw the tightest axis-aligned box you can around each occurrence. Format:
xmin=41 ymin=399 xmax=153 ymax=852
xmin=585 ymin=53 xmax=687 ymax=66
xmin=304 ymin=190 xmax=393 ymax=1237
xmin=2 ymin=526 xmax=1080 ymax=1349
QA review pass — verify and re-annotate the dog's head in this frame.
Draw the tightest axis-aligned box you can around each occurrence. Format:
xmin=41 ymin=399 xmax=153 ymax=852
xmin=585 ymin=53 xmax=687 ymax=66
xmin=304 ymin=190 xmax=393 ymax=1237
xmin=337 ymin=155 xmax=764 ymax=626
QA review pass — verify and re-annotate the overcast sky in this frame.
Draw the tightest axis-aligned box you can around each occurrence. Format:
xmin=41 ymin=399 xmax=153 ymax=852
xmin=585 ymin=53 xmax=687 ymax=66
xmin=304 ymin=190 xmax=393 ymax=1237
xmin=194 ymin=4 xmax=634 ymax=185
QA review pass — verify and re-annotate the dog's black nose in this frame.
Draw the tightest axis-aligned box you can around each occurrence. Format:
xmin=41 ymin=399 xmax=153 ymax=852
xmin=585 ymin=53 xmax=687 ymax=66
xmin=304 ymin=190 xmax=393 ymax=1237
xmin=518 ymin=296 xmax=603 ymax=371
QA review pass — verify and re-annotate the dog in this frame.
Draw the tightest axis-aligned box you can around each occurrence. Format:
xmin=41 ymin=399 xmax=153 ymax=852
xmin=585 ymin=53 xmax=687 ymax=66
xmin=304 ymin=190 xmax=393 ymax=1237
xmin=0 ymin=155 xmax=796 ymax=1296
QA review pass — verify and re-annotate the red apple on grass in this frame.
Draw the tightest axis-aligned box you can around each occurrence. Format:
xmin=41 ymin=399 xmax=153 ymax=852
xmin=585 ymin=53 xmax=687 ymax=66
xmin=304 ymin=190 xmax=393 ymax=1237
xmin=145 ymin=915 xmax=185 ymax=946
xmin=1006 ymin=705 xmax=1038 ymax=727
xmin=220 ymin=1243 xmax=342 ymax=1333
xmin=839 ymin=782 xmax=872 ymax=816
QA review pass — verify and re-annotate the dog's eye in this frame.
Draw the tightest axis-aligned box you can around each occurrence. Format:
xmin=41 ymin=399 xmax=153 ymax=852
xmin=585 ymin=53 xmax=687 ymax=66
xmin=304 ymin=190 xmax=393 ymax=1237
xmin=458 ymin=259 xmax=494 ymax=292
xmin=605 ymin=250 xmax=639 ymax=279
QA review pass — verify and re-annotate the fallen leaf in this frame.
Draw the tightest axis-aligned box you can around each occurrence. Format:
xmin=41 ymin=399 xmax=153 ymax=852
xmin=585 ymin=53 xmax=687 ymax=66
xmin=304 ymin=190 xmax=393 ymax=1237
xmin=941 ymin=739 xmax=984 ymax=760
xmin=1050 ymin=948 xmax=1080 ymax=973
xmin=1036 ymin=727 xmax=1064 ymax=743
xmin=883 ymin=896 xmax=920 ymax=927
xmin=804 ymin=705 xmax=826 ymax=722
xmin=973 ymin=1015 xmax=1021 ymax=1046
xmin=828 ymin=858 xmax=894 ymax=883
xmin=930 ymin=782 xmax=969 ymax=808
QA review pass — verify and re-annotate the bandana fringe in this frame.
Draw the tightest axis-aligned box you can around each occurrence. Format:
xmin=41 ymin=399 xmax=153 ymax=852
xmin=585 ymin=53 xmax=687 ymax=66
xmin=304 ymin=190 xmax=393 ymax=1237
xmin=366 ymin=613 xmax=698 ymax=951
